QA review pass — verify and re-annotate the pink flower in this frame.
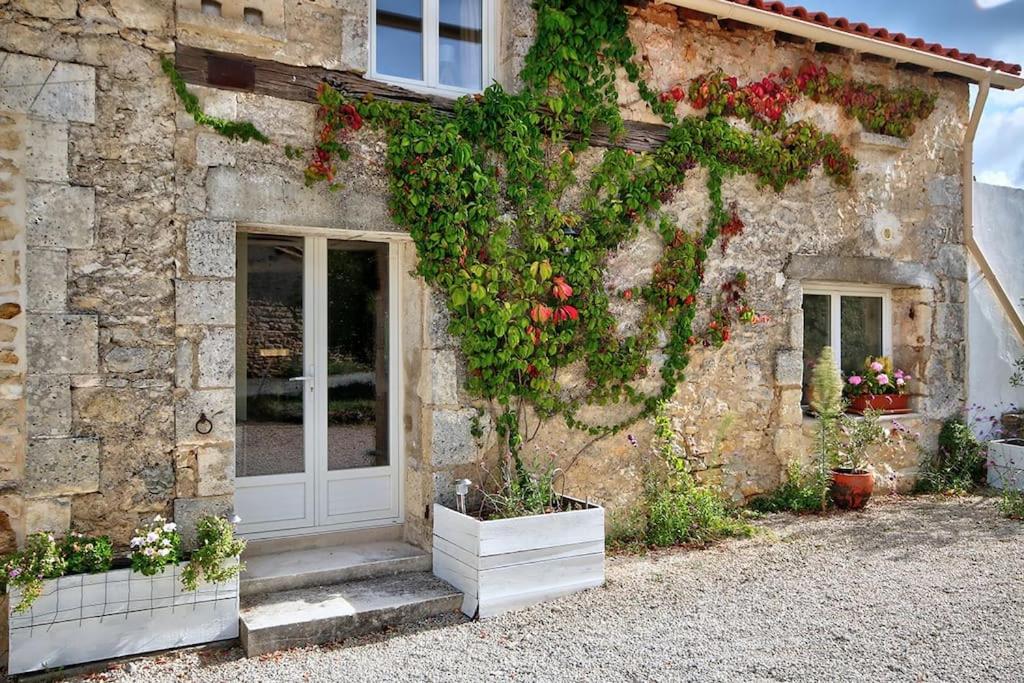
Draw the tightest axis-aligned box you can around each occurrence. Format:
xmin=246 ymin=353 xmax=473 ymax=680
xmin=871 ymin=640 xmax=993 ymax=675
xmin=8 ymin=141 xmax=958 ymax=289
xmin=876 ymin=373 xmax=889 ymax=385
xmin=896 ymin=377 xmax=906 ymax=386
xmin=870 ymin=361 xmax=884 ymax=372
xmin=894 ymin=369 xmax=904 ymax=379
xmin=848 ymin=375 xmax=863 ymax=386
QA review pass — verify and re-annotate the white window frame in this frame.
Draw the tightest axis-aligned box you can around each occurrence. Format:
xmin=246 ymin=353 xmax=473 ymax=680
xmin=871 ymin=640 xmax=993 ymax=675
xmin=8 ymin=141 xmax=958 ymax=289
xmin=368 ymin=0 xmax=497 ymax=98
xmin=802 ymin=282 xmax=893 ymax=374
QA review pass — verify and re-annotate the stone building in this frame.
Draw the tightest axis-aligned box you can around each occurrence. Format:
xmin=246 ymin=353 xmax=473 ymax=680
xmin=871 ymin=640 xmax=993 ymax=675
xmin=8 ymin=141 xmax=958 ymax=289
xmin=0 ymin=0 xmax=1021 ymax=577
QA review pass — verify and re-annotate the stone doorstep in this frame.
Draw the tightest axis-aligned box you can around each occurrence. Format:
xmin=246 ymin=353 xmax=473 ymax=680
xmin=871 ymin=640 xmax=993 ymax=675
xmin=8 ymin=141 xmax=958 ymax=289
xmin=240 ymin=540 xmax=432 ymax=596
xmin=239 ymin=572 xmax=463 ymax=657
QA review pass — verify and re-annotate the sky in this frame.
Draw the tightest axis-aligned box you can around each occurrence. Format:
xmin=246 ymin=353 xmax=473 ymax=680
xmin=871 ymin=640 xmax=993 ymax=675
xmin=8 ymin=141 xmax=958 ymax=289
xmin=806 ymin=0 xmax=1024 ymax=188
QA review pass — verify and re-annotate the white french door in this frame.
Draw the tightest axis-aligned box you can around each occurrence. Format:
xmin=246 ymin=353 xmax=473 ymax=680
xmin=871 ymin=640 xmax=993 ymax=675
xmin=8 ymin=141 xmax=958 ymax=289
xmin=234 ymin=231 xmax=402 ymax=537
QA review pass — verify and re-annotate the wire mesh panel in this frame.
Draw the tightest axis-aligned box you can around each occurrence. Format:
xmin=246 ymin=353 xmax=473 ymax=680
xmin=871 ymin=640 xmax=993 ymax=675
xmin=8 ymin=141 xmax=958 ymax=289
xmin=8 ymin=561 xmax=239 ymax=675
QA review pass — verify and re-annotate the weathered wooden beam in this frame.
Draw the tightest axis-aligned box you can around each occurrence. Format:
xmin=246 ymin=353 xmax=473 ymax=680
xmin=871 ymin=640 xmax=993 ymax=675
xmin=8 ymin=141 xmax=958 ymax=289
xmin=173 ymin=44 xmax=671 ymax=152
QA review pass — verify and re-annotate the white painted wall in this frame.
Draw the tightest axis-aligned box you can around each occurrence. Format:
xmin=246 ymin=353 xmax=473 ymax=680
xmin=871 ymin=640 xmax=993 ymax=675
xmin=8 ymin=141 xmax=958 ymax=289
xmin=969 ymin=182 xmax=1024 ymax=434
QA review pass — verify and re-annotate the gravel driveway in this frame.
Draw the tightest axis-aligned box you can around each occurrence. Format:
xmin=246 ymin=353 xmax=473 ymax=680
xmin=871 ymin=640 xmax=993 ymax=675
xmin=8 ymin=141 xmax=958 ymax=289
xmin=65 ymin=496 xmax=1022 ymax=682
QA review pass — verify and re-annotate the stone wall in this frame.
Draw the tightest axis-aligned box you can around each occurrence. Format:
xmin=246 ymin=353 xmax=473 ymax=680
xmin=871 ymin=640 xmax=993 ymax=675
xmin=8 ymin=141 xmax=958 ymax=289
xmin=0 ymin=1 xmax=180 ymax=548
xmin=0 ymin=1 xmax=972 ymax=554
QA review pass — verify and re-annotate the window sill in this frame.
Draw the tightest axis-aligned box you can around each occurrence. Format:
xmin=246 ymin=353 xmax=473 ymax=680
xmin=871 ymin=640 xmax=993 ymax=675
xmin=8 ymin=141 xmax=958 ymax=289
xmin=855 ymin=131 xmax=910 ymax=152
xmin=366 ymin=73 xmax=484 ymax=101
xmin=801 ymin=410 xmax=924 ymax=424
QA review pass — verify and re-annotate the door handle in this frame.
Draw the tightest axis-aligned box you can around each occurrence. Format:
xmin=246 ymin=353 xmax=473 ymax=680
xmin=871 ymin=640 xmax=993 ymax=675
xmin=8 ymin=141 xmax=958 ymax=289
xmin=288 ymin=375 xmax=314 ymax=390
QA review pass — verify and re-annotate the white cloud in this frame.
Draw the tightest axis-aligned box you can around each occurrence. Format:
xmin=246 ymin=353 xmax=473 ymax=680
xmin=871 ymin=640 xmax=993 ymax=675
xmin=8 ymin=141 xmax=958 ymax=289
xmin=975 ymin=0 xmax=1016 ymax=9
xmin=974 ymin=100 xmax=1024 ymax=188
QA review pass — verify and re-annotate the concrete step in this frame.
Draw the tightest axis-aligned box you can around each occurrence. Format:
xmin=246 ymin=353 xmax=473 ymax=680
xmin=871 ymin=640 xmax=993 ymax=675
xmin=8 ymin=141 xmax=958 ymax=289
xmin=241 ymin=540 xmax=431 ymax=596
xmin=240 ymin=572 xmax=462 ymax=656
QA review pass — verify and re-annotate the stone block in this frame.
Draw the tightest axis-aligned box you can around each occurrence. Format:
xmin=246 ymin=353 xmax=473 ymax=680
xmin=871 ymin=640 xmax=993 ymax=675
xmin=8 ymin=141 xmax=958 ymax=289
xmin=27 ymin=183 xmax=95 ymax=248
xmin=206 ymin=165 xmax=390 ymax=232
xmin=186 ymin=219 xmax=235 ymax=278
xmin=103 ymin=345 xmax=156 ymax=374
xmin=197 ymin=327 xmax=235 ymax=388
xmin=430 ymin=408 xmax=480 ymax=468
xmin=0 ymin=250 xmax=19 ymax=288
xmin=777 ymin=388 xmax=803 ymax=427
xmin=25 ymin=119 xmax=68 ymax=182
xmin=26 ymin=248 xmax=67 ymax=312
xmin=933 ymin=303 xmax=965 ymax=341
xmin=109 ymin=0 xmax=171 ymax=31
xmin=173 ymin=495 xmax=234 ymax=550
xmin=428 ymin=349 xmax=458 ymax=405
xmin=24 ymin=497 xmax=71 ymax=535
xmin=24 ymin=437 xmax=100 ymax=497
xmin=176 ymin=280 xmax=234 ymax=326
xmin=0 ymin=55 xmax=96 ymax=123
xmin=26 ymin=313 xmax=98 ymax=375
xmin=26 ymin=374 xmax=71 ymax=437
xmin=196 ymin=443 xmax=235 ymax=496
xmin=175 ymin=388 xmax=234 ymax=446
xmin=13 ymin=0 xmax=77 ymax=19
xmin=774 ymin=349 xmax=804 ymax=388
xmin=927 ymin=175 xmax=961 ymax=208
xmin=195 ymin=133 xmax=237 ymax=168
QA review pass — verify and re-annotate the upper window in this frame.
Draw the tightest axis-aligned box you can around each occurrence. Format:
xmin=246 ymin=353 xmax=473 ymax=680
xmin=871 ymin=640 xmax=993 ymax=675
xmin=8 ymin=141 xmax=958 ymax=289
xmin=801 ymin=284 xmax=892 ymax=396
xmin=371 ymin=0 xmax=490 ymax=94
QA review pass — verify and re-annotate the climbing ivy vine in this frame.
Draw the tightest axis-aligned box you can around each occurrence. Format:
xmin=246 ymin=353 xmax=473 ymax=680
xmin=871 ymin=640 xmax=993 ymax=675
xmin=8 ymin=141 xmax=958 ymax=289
xmin=283 ymin=0 xmax=937 ymax=464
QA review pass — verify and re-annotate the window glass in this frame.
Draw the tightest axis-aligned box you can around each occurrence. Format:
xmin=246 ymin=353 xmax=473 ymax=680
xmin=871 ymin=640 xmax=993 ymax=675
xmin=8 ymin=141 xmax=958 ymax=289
xmin=840 ymin=295 xmax=884 ymax=376
xmin=438 ymin=0 xmax=483 ymax=90
xmin=802 ymin=294 xmax=830 ymax=400
xmin=376 ymin=0 xmax=424 ymax=81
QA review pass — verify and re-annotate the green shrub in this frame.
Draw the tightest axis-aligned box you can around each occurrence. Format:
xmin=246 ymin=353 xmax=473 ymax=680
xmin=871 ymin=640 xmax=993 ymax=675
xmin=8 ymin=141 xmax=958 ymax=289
xmin=645 ymin=484 xmax=754 ymax=547
xmin=62 ymin=532 xmax=113 ymax=574
xmin=181 ymin=516 xmax=247 ymax=592
xmin=998 ymin=490 xmax=1024 ymax=520
xmin=914 ymin=417 xmax=986 ymax=494
xmin=1 ymin=532 xmax=66 ymax=613
xmin=612 ymin=405 xmax=753 ymax=549
xmin=748 ymin=460 xmax=830 ymax=514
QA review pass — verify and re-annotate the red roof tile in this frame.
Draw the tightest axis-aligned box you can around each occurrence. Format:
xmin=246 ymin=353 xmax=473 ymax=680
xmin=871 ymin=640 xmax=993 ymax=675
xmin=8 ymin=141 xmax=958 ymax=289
xmin=720 ymin=0 xmax=1022 ymax=76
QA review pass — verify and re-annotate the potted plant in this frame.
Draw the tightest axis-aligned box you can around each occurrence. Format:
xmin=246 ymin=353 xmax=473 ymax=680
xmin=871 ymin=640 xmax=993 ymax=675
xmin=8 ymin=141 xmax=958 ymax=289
xmin=4 ymin=515 xmax=245 ymax=675
xmin=432 ymin=448 xmax=604 ymax=619
xmin=810 ymin=347 xmax=901 ymax=510
xmin=844 ymin=356 xmax=912 ymax=414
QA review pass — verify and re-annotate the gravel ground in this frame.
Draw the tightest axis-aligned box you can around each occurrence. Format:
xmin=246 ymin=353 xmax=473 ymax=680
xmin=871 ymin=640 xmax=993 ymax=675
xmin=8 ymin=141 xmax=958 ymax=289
xmin=63 ymin=496 xmax=1022 ymax=682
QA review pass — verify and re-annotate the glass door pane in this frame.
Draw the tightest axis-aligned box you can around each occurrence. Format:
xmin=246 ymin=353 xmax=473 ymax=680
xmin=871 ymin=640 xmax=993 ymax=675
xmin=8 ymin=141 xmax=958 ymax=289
xmin=236 ymin=234 xmax=306 ymax=477
xmin=326 ymin=241 xmax=390 ymax=471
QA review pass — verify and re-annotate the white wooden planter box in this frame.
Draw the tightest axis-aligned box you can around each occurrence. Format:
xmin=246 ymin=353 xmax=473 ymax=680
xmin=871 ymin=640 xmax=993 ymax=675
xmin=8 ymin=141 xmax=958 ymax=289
xmin=8 ymin=561 xmax=239 ymax=675
xmin=432 ymin=498 xmax=604 ymax=619
xmin=988 ymin=439 xmax=1024 ymax=491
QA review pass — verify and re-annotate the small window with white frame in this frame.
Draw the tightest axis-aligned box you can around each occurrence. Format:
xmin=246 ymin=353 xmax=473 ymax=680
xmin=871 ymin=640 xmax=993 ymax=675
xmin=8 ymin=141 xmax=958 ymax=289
xmin=801 ymin=283 xmax=892 ymax=400
xmin=371 ymin=0 xmax=492 ymax=95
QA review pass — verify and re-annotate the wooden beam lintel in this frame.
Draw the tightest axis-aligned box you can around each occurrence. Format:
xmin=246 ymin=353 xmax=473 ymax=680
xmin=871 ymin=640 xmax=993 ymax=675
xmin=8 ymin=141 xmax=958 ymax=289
xmin=173 ymin=43 xmax=671 ymax=152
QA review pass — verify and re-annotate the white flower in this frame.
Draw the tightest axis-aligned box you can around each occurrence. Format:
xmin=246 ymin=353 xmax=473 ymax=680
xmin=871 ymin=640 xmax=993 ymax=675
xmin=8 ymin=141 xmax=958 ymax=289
xmin=157 ymin=548 xmax=171 ymax=557
xmin=146 ymin=531 xmax=158 ymax=543
xmin=162 ymin=522 xmax=177 ymax=532
xmin=154 ymin=515 xmax=163 ymax=522
xmin=231 ymin=515 xmax=242 ymax=524
xmin=144 ymin=547 xmax=155 ymax=557
xmin=162 ymin=537 xmax=172 ymax=546
xmin=130 ymin=537 xmax=143 ymax=548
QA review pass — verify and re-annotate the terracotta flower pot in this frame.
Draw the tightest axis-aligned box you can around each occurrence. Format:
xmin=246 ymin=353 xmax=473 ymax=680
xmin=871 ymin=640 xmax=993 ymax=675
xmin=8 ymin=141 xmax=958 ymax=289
xmin=848 ymin=393 xmax=909 ymax=415
xmin=830 ymin=468 xmax=874 ymax=510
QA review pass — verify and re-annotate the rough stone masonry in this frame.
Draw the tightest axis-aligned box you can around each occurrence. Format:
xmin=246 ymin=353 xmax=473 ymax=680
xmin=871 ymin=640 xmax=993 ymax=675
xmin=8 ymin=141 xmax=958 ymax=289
xmin=0 ymin=1 xmax=969 ymax=556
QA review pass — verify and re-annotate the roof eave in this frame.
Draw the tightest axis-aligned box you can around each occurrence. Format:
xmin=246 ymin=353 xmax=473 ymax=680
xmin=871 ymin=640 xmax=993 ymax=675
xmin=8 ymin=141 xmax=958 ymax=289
xmin=660 ymin=0 xmax=1024 ymax=90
